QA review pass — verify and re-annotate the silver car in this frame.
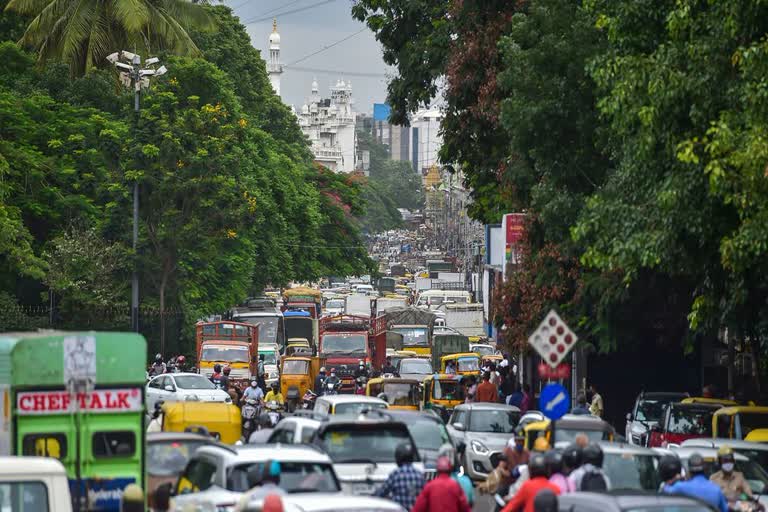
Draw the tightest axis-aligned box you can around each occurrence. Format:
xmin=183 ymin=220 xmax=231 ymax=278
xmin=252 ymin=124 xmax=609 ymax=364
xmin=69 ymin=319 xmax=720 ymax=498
xmin=446 ymin=403 xmax=521 ymax=481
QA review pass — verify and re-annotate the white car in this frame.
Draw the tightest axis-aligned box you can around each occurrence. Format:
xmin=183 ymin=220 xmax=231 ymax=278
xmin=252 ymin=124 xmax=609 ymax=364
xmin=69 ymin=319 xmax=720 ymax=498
xmin=146 ymin=373 xmax=231 ymax=411
xmin=268 ymin=415 xmax=325 ymax=445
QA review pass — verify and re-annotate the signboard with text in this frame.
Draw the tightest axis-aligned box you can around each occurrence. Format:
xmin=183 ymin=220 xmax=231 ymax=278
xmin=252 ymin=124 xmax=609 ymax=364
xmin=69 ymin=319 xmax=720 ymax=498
xmin=17 ymin=388 xmax=142 ymax=415
xmin=502 ymin=213 xmax=525 ymax=278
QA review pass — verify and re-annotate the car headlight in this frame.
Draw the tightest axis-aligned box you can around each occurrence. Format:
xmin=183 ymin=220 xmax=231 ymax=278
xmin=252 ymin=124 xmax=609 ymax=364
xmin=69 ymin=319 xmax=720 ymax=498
xmin=185 ymin=394 xmax=200 ymax=401
xmin=471 ymin=440 xmax=490 ymax=456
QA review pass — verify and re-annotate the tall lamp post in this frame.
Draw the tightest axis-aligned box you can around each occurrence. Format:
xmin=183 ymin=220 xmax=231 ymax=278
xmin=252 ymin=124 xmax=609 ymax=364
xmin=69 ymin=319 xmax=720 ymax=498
xmin=106 ymin=51 xmax=167 ymax=332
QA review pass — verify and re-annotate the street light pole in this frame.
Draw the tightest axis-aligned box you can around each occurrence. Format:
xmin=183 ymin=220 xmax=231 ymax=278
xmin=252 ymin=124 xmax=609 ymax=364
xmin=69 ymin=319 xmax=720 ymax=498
xmin=106 ymin=51 xmax=167 ymax=332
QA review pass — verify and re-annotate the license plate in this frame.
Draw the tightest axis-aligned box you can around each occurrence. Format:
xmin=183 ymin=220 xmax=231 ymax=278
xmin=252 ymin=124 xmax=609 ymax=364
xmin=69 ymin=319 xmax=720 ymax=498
xmin=352 ymin=483 xmax=373 ymax=494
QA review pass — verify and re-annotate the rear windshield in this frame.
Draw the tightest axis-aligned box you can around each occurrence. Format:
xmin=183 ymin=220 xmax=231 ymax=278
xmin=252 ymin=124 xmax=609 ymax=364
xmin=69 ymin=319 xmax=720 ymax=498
xmin=228 ymin=462 xmax=339 ymax=493
xmin=400 ymin=360 xmax=433 ymax=375
xmin=175 ymin=375 xmax=216 ymax=390
xmin=319 ymin=426 xmax=414 ymax=463
xmin=148 ymin=440 xmax=208 ymax=476
xmin=555 ymin=428 xmax=608 ymax=444
xmin=407 ymin=420 xmax=451 ymax=451
xmin=468 ymin=410 xmax=519 ymax=433
xmin=602 ymin=452 xmax=659 ymax=491
xmin=668 ymin=408 xmax=714 ymax=435
xmin=334 ymin=402 xmax=388 ymax=415
xmin=472 ymin=346 xmax=495 ymax=356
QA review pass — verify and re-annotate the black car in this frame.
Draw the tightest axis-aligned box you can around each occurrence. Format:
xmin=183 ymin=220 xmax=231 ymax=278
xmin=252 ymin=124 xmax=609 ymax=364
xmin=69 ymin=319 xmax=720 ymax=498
xmin=558 ymin=491 xmax=717 ymax=512
xmin=372 ymin=409 xmax=454 ymax=469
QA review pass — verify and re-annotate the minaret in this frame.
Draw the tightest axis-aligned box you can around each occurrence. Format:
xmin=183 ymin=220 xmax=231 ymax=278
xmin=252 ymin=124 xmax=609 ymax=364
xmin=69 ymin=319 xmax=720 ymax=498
xmin=267 ymin=18 xmax=283 ymax=97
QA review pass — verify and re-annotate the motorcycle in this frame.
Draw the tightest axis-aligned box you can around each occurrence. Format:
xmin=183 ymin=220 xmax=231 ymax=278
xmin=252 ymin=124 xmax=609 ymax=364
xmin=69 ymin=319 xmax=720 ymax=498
xmin=241 ymin=398 xmax=260 ymax=440
xmin=355 ymin=376 xmax=367 ymax=395
xmin=728 ymin=496 xmax=765 ymax=512
xmin=264 ymin=400 xmax=284 ymax=427
xmin=324 ymin=380 xmax=341 ymax=396
xmin=302 ymin=389 xmax=317 ymax=410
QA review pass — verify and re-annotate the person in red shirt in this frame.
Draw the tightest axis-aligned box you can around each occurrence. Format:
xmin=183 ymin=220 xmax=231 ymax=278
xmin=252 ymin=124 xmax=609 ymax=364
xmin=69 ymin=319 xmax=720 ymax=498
xmin=475 ymin=372 xmax=499 ymax=403
xmin=412 ymin=456 xmax=471 ymax=512
xmin=502 ymin=453 xmax=560 ymax=512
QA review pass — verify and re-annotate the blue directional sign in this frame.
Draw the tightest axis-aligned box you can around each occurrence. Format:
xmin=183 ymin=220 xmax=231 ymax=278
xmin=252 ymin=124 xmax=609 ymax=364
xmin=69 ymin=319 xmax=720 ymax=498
xmin=539 ymin=383 xmax=570 ymax=421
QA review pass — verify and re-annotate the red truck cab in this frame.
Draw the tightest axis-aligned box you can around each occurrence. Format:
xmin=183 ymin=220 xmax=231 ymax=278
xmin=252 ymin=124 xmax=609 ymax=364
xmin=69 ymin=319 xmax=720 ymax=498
xmin=648 ymin=402 xmax=721 ymax=447
xmin=319 ymin=315 xmax=386 ymax=392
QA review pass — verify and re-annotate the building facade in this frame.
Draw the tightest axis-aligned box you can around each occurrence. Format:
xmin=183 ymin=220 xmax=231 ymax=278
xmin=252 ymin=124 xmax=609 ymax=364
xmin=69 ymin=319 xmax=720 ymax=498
xmin=266 ymin=19 xmax=283 ymax=97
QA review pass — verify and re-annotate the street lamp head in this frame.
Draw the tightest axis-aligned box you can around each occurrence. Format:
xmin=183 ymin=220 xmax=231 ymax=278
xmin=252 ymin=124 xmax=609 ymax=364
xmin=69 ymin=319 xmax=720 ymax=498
xmin=114 ymin=61 xmax=134 ymax=72
xmin=121 ymin=50 xmax=138 ymax=62
xmin=155 ymin=65 xmax=167 ymax=76
xmin=106 ymin=52 xmax=120 ymax=64
xmin=145 ymin=57 xmax=160 ymax=65
xmin=139 ymin=69 xmax=155 ymax=77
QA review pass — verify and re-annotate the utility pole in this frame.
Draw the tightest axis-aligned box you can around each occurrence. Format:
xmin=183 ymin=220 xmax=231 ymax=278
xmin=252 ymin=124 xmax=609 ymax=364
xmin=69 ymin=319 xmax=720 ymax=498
xmin=106 ymin=51 xmax=167 ymax=332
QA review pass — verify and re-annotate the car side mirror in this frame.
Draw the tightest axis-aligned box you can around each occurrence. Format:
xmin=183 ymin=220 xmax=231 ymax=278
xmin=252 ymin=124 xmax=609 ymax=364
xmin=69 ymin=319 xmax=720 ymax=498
xmin=452 ymin=422 xmax=465 ymax=431
xmin=164 ymin=385 xmax=175 ymax=392
xmin=626 ymin=412 xmax=632 ymax=421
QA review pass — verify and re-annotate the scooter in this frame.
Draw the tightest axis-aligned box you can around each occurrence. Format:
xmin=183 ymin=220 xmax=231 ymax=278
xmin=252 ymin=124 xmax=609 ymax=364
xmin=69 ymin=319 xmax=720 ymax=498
xmin=241 ymin=398 xmax=260 ymax=441
xmin=301 ymin=389 xmax=317 ymax=409
xmin=265 ymin=400 xmax=284 ymax=427
xmin=324 ymin=380 xmax=341 ymax=396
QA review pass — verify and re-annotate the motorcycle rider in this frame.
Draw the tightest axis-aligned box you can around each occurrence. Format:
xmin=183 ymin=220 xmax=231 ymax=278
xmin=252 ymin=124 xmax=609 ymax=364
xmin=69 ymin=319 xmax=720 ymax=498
xmin=175 ymin=355 xmax=186 ymax=372
xmin=547 ymin=450 xmax=574 ymax=494
xmin=220 ymin=365 xmax=232 ymax=392
xmin=658 ymin=454 xmax=683 ymax=491
xmin=382 ymin=357 xmax=398 ymax=375
xmin=374 ymin=442 xmax=426 ymax=510
xmin=501 ymin=452 xmax=561 ymax=512
xmin=314 ymin=367 xmax=327 ymax=395
xmin=709 ymin=445 xmax=753 ymax=502
xmin=210 ymin=364 xmax=224 ymax=388
xmin=354 ymin=360 xmax=369 ymax=379
xmin=257 ymin=354 xmax=267 ymax=392
xmin=438 ymin=443 xmax=474 ymax=506
xmin=323 ymin=368 xmax=341 ymax=393
xmin=569 ymin=443 xmax=610 ymax=492
xmin=663 ymin=453 xmax=728 ymax=512
xmin=264 ymin=381 xmax=285 ymax=405
xmin=149 ymin=354 xmax=166 ymax=376
xmin=243 ymin=379 xmax=264 ymax=404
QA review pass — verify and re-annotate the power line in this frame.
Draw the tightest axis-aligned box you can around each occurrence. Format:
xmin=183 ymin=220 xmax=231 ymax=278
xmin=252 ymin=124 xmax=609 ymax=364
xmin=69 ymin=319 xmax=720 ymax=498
xmin=243 ymin=0 xmax=337 ymax=25
xmin=287 ymin=28 xmax=367 ymax=66
xmin=285 ymin=65 xmax=388 ymax=78
xmin=248 ymin=0 xmax=305 ymax=18
xmin=226 ymin=0 xmax=252 ymax=11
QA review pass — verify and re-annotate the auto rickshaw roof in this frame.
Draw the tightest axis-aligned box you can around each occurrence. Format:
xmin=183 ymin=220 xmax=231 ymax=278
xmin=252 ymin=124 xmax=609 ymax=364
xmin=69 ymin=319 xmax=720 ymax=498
xmin=369 ymin=377 xmax=421 ymax=385
xmin=681 ymin=396 xmax=740 ymax=406
xmin=442 ymin=352 xmax=480 ymax=360
xmin=713 ymin=405 xmax=768 ymax=415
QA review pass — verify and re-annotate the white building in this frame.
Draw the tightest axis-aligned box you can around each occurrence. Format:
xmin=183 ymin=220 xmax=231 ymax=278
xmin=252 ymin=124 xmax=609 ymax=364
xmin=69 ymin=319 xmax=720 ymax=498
xmin=411 ymin=109 xmax=442 ymax=172
xmin=266 ymin=19 xmax=283 ymax=97
xmin=296 ymin=79 xmax=358 ymax=173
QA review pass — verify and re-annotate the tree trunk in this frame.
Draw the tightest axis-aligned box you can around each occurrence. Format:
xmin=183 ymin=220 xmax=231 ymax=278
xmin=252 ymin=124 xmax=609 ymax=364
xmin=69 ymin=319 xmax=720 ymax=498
xmin=159 ymin=269 xmax=169 ymax=358
xmin=750 ymin=332 xmax=762 ymax=396
xmin=727 ymin=331 xmax=736 ymax=398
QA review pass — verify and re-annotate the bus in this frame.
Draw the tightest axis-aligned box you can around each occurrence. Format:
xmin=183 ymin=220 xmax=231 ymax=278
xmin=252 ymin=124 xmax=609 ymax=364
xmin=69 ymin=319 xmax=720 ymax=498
xmin=9 ymin=331 xmax=147 ymax=511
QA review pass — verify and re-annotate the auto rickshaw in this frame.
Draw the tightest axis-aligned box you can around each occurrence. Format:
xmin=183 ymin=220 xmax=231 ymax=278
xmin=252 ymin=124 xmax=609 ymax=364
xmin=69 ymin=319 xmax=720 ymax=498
xmin=481 ymin=354 xmax=503 ymax=367
xmin=441 ymin=353 xmax=481 ymax=376
xmin=161 ymin=402 xmax=241 ymax=444
xmin=422 ymin=374 xmax=465 ymax=422
xmin=523 ymin=414 xmax=615 ymax=450
xmin=366 ymin=377 xmax=421 ymax=410
xmin=712 ymin=406 xmax=768 ymax=439
xmin=280 ymin=356 xmax=313 ymax=412
xmin=285 ymin=337 xmax=311 ymax=356
xmin=745 ymin=429 xmax=768 ymax=443
xmin=682 ymin=397 xmax=741 ymax=407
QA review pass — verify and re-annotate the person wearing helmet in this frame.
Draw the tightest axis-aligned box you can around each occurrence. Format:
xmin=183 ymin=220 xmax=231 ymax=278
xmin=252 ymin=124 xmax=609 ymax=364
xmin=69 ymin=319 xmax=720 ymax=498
xmin=438 ymin=443 xmax=474 ymax=506
xmin=314 ymin=367 xmax=327 ymax=395
xmin=710 ymin=445 xmax=752 ymax=501
xmin=412 ymin=456 xmax=471 ymax=512
xmin=501 ymin=452 xmax=560 ymax=512
xmin=150 ymin=354 xmax=166 ymax=377
xmin=236 ymin=460 xmax=286 ymax=511
xmin=354 ymin=360 xmax=369 ymax=379
xmin=560 ymin=443 xmax=581 ymax=476
xmin=658 ymin=454 xmax=683 ymax=491
xmin=175 ymin=355 xmax=186 ymax=372
xmin=323 ymin=368 xmax=340 ymax=392
xmin=663 ymin=452 xmax=727 ymax=512
xmin=546 ymin=450 xmax=574 ymax=494
xmin=374 ymin=442 xmax=425 ymax=511
xmin=264 ymin=381 xmax=284 ymax=405
xmin=220 ymin=365 xmax=232 ymax=392
xmin=210 ymin=364 xmax=223 ymax=388
xmin=569 ymin=443 xmax=610 ymax=492
xmin=532 ymin=489 xmax=558 ymax=512
xmin=382 ymin=357 xmax=397 ymax=375
xmin=243 ymin=379 xmax=264 ymax=404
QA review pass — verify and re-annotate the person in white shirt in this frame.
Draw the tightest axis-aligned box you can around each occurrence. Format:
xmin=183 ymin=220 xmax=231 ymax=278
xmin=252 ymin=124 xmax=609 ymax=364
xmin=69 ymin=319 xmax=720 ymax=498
xmin=243 ymin=380 xmax=265 ymax=403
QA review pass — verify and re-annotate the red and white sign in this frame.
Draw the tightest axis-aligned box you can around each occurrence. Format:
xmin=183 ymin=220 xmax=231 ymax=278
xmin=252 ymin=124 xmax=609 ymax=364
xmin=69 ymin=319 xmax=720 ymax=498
xmin=528 ymin=310 xmax=578 ymax=368
xmin=538 ymin=362 xmax=571 ymax=380
xmin=16 ymin=388 xmax=142 ymax=415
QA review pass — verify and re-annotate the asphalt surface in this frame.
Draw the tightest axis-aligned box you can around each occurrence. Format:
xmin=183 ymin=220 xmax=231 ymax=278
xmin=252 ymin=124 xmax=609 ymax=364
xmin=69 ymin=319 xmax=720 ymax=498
xmin=474 ymin=494 xmax=495 ymax=512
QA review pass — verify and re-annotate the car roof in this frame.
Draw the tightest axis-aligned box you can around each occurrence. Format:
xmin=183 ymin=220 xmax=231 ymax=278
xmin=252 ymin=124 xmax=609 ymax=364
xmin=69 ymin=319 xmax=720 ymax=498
xmin=681 ymin=437 xmax=768 ymax=451
xmin=670 ymin=446 xmax=749 ymax=461
xmin=278 ymin=416 xmax=323 ymax=428
xmin=374 ymin=409 xmax=443 ymax=424
xmin=195 ymin=443 xmax=332 ymax=464
xmin=317 ymin=395 xmax=388 ymax=405
xmin=560 ymin=491 xmax=716 ymax=510
xmin=453 ymin=403 xmax=521 ymax=412
xmin=316 ymin=412 xmax=409 ymax=432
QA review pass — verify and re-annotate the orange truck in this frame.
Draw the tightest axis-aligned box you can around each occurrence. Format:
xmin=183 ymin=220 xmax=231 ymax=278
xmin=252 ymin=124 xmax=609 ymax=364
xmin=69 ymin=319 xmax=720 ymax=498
xmin=195 ymin=321 xmax=259 ymax=388
xmin=318 ymin=314 xmax=387 ymax=392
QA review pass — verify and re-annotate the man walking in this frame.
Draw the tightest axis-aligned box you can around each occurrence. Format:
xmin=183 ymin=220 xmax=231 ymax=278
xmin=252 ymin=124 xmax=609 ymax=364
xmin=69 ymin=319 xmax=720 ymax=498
xmin=476 ymin=372 xmax=499 ymax=403
xmin=588 ymin=383 xmax=603 ymax=417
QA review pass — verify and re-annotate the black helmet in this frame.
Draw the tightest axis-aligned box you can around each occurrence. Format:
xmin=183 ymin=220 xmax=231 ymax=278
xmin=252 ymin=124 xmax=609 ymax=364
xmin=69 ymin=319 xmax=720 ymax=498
xmin=532 ymin=488 xmax=558 ymax=512
xmin=582 ymin=443 xmax=604 ymax=468
xmin=688 ymin=453 xmax=706 ymax=474
xmin=271 ymin=381 xmax=279 ymax=390
xmin=659 ymin=454 xmax=682 ymax=482
xmin=395 ymin=442 xmax=414 ymax=466
xmin=545 ymin=450 xmax=562 ymax=475
xmin=561 ymin=444 xmax=582 ymax=470
xmin=214 ymin=363 xmax=222 ymax=373
xmin=528 ymin=452 xmax=548 ymax=478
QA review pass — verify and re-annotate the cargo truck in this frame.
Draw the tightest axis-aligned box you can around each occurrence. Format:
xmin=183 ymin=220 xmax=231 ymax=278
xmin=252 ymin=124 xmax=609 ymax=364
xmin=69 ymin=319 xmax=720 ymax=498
xmin=196 ymin=321 xmax=259 ymax=384
xmin=443 ymin=303 xmax=485 ymax=341
xmin=318 ymin=315 xmax=387 ymax=392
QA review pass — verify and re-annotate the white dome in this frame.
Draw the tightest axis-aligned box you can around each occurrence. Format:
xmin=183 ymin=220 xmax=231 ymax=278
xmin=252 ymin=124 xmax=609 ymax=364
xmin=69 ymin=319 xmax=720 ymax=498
xmin=301 ymin=104 xmax=309 ymax=114
xmin=311 ymin=78 xmax=318 ymax=92
xmin=269 ymin=19 xmax=280 ymax=46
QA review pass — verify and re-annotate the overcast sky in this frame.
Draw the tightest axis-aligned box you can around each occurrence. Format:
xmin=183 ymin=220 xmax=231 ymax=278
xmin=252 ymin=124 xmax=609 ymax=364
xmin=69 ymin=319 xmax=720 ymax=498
xmin=226 ymin=0 xmax=391 ymax=113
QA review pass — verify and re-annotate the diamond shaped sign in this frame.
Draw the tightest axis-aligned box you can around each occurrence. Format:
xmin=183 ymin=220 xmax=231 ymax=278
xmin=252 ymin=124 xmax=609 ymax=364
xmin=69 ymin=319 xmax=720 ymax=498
xmin=528 ymin=310 xmax=578 ymax=368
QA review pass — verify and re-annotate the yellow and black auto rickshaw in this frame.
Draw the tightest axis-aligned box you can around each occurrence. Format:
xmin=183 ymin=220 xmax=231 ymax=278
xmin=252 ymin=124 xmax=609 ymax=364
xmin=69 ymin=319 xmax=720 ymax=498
xmin=523 ymin=415 xmax=615 ymax=450
xmin=161 ymin=402 xmax=241 ymax=444
xmin=422 ymin=374 xmax=465 ymax=422
xmin=712 ymin=406 xmax=768 ymax=440
xmin=441 ymin=353 xmax=481 ymax=376
xmin=280 ymin=356 xmax=313 ymax=411
xmin=366 ymin=377 xmax=421 ymax=410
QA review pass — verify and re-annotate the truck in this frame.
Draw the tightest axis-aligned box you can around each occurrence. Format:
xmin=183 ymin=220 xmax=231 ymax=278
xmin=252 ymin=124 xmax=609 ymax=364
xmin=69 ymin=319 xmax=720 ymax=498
xmin=426 ymin=260 xmax=454 ymax=278
xmin=375 ymin=296 xmax=409 ymax=315
xmin=8 ymin=331 xmax=147 ymax=511
xmin=345 ymin=294 xmax=373 ymax=318
xmin=377 ymin=277 xmax=396 ymax=295
xmin=444 ymin=303 xmax=485 ymax=340
xmin=195 ymin=321 xmax=259 ymax=385
xmin=382 ymin=306 xmax=438 ymax=357
xmin=318 ymin=314 xmax=387 ymax=392
xmin=283 ymin=287 xmax=323 ymax=318
xmin=231 ymin=300 xmax=285 ymax=350
xmin=283 ymin=310 xmax=318 ymax=351
xmin=431 ymin=333 xmax=470 ymax=371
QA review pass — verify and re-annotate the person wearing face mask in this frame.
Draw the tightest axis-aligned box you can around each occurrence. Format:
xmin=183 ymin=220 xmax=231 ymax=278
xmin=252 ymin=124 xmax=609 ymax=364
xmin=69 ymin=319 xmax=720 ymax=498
xmin=710 ymin=445 xmax=752 ymax=502
xmin=243 ymin=379 xmax=265 ymax=404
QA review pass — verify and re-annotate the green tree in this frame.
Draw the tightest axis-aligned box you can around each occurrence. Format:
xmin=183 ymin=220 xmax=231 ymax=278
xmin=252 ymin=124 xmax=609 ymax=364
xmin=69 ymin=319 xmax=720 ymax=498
xmin=5 ymin=0 xmax=213 ymax=75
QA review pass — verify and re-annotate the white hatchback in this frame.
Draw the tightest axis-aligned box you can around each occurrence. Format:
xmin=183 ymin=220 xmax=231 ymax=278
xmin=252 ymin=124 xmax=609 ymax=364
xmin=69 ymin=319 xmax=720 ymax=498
xmin=146 ymin=373 xmax=231 ymax=411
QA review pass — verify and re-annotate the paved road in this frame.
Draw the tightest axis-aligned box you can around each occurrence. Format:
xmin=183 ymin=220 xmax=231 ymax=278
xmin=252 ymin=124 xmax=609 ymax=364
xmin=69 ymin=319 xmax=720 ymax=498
xmin=474 ymin=494 xmax=495 ymax=512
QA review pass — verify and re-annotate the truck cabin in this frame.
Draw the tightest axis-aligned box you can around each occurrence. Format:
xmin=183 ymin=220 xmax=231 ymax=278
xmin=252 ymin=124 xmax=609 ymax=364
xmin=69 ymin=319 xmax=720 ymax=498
xmin=230 ymin=308 xmax=285 ymax=348
xmin=390 ymin=325 xmax=430 ymax=355
xmin=196 ymin=322 xmax=258 ymax=378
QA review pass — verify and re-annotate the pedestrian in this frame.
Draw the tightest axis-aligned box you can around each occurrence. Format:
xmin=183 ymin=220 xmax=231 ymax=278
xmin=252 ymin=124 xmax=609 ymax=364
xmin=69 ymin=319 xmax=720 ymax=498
xmin=520 ymin=383 xmax=531 ymax=413
xmin=546 ymin=450 xmax=574 ymax=494
xmin=499 ymin=367 xmax=515 ymax=404
xmin=476 ymin=372 xmax=499 ymax=403
xmin=507 ymin=383 xmax=524 ymax=408
xmin=374 ymin=442 xmax=425 ymax=510
xmin=501 ymin=452 xmax=561 ymax=512
xmin=499 ymin=353 xmax=510 ymax=369
xmin=257 ymin=354 xmax=267 ymax=392
xmin=147 ymin=401 xmax=164 ymax=433
xmin=464 ymin=376 xmax=477 ymax=403
xmin=570 ymin=392 xmax=591 ymax=415
xmin=237 ymin=460 xmax=286 ymax=511
xmin=411 ymin=456 xmax=471 ymax=512
xmin=438 ymin=443 xmax=474 ymax=507
xmin=588 ymin=383 xmax=603 ymax=418
xmin=569 ymin=443 xmax=610 ymax=491
xmin=663 ymin=453 xmax=728 ymax=512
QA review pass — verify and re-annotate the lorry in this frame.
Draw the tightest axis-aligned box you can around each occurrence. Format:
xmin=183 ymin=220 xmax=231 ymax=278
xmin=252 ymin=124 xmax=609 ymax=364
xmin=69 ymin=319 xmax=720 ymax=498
xmin=318 ymin=315 xmax=387 ymax=392
xmin=195 ymin=321 xmax=259 ymax=385
xmin=426 ymin=260 xmax=454 ymax=278
xmin=230 ymin=300 xmax=285 ymax=351
xmin=431 ymin=333 xmax=470 ymax=372
xmin=382 ymin=306 xmax=437 ymax=357
xmin=375 ymin=296 xmax=409 ymax=316
xmin=443 ymin=303 xmax=485 ymax=340
xmin=345 ymin=294 xmax=373 ymax=318
xmin=283 ymin=287 xmax=322 ymax=318
xmin=377 ymin=277 xmax=396 ymax=295
xmin=8 ymin=331 xmax=147 ymax=511
xmin=283 ymin=310 xmax=318 ymax=351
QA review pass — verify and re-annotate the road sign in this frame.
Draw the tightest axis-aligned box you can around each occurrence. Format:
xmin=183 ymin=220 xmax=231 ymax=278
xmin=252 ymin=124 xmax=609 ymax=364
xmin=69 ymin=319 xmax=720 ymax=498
xmin=539 ymin=383 xmax=570 ymax=421
xmin=538 ymin=362 xmax=571 ymax=380
xmin=528 ymin=309 xmax=578 ymax=368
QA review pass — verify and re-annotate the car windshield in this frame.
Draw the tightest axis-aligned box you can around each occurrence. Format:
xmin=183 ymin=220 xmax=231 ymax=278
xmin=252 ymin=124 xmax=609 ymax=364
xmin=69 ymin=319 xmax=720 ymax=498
xmin=239 ymin=316 xmax=279 ymax=344
xmin=468 ymin=409 xmax=520 ymax=433
xmin=259 ymin=351 xmax=277 ymax=365
xmin=602 ymin=452 xmax=660 ymax=491
xmin=174 ymin=375 xmax=216 ymax=390
xmin=668 ymin=408 xmax=714 ymax=435
xmin=201 ymin=345 xmax=250 ymax=363
xmin=282 ymin=360 xmax=309 ymax=375
xmin=555 ymin=428 xmax=609 ymax=444
xmin=321 ymin=334 xmax=367 ymax=354
xmin=326 ymin=300 xmax=345 ymax=309
xmin=457 ymin=357 xmax=480 ymax=372
xmin=735 ymin=448 xmax=768 ymax=475
xmin=381 ymin=383 xmax=420 ymax=406
xmin=738 ymin=412 xmax=768 ymax=439
xmin=393 ymin=328 xmax=429 ymax=347
xmin=147 ymin=440 xmax=208 ymax=476
xmin=472 ymin=346 xmax=494 ymax=356
xmin=399 ymin=360 xmax=432 ymax=374
xmin=319 ymin=426 xmax=413 ymax=463
xmin=228 ymin=462 xmax=339 ymax=493
xmin=736 ymin=459 xmax=768 ymax=494
xmin=407 ymin=419 xmax=451 ymax=451
xmin=334 ymin=402 xmax=388 ymax=415
xmin=432 ymin=380 xmax=463 ymax=400
xmin=635 ymin=399 xmax=674 ymax=422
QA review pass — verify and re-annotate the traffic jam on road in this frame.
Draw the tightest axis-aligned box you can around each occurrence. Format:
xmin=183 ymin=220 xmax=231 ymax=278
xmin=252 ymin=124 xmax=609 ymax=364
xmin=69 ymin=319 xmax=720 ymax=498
xmin=3 ymin=247 xmax=768 ymax=512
